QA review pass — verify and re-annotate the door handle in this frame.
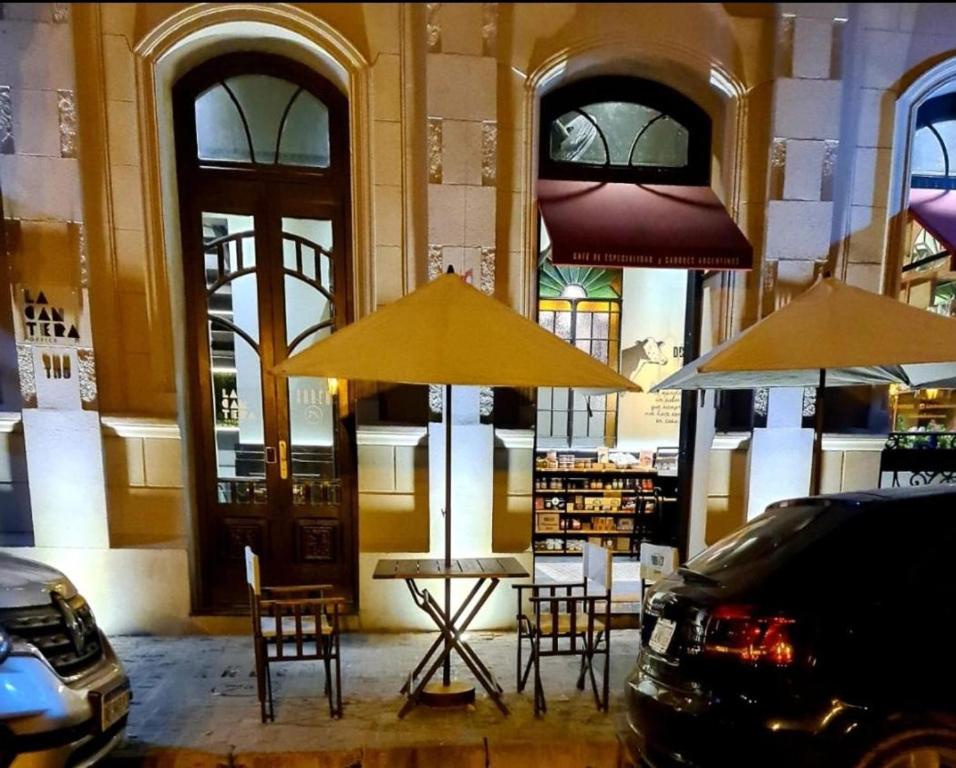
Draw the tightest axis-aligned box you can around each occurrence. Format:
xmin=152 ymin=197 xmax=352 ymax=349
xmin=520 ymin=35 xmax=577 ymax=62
xmin=279 ymin=440 xmax=289 ymax=480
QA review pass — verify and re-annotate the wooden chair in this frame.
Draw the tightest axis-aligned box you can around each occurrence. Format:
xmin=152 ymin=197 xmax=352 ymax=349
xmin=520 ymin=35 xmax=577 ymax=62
xmin=245 ymin=546 xmax=344 ymax=721
xmin=514 ymin=542 xmax=613 ymax=716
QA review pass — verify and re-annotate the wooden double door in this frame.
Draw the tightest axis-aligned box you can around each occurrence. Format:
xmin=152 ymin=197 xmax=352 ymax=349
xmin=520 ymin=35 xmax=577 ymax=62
xmin=181 ymin=177 xmax=357 ymax=611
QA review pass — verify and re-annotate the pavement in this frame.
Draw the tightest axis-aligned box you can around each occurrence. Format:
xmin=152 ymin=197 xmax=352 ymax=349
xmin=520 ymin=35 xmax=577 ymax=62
xmin=105 ymin=630 xmax=642 ymax=768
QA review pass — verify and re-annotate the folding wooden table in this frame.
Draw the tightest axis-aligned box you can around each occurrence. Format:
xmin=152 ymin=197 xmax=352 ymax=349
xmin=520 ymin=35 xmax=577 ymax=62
xmin=373 ymin=556 xmax=529 ymax=717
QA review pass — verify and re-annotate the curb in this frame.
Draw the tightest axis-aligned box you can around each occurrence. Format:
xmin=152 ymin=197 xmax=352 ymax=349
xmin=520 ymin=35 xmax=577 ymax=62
xmin=105 ymin=738 xmax=634 ymax=768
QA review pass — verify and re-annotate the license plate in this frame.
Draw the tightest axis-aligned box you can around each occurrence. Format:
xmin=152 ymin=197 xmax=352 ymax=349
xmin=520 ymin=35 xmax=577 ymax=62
xmin=648 ymin=617 xmax=677 ymax=655
xmin=98 ymin=685 xmax=131 ymax=732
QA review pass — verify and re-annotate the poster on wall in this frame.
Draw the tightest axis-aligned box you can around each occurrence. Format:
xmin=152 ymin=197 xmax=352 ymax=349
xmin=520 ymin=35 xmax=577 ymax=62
xmin=616 ymin=269 xmax=687 ymax=452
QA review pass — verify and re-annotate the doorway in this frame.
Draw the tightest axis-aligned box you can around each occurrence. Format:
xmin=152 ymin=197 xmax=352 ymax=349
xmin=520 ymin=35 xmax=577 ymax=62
xmin=173 ymin=53 xmax=356 ymax=611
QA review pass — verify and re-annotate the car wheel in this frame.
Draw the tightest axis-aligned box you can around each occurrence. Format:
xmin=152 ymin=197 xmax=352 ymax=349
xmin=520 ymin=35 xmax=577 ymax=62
xmin=853 ymin=729 xmax=956 ymax=768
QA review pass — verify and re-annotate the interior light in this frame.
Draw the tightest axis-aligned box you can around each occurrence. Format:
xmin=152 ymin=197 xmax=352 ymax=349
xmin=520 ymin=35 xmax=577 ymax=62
xmin=327 ymin=378 xmax=339 ymax=397
xmin=561 ymin=283 xmax=587 ymax=300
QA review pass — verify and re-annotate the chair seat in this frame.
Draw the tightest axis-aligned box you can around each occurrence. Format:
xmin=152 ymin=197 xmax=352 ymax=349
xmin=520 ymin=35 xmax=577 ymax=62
xmin=260 ymin=614 xmax=332 ymax=638
xmin=529 ymin=613 xmax=605 ymax=636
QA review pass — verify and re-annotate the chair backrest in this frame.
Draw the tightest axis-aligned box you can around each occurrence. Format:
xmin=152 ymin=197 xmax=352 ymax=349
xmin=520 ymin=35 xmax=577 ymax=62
xmin=639 ymin=542 xmax=678 ymax=583
xmin=583 ymin=542 xmax=612 ymax=596
xmin=245 ymin=546 xmax=261 ymax=596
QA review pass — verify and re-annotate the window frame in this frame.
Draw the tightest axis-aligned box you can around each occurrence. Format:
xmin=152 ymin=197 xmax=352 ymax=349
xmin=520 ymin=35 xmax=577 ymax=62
xmin=538 ymin=75 xmax=712 ymax=185
xmin=173 ymin=52 xmax=349 ymax=186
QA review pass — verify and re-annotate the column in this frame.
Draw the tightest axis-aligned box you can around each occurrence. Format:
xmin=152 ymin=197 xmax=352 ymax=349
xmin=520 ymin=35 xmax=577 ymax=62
xmin=424 ymin=3 xmax=499 ymax=554
xmin=0 ymin=3 xmax=109 ymax=548
xmin=746 ymin=4 xmax=847 ymax=515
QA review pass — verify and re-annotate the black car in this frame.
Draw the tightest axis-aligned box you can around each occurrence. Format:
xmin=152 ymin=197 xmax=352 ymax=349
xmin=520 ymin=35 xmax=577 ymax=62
xmin=624 ymin=485 xmax=956 ymax=768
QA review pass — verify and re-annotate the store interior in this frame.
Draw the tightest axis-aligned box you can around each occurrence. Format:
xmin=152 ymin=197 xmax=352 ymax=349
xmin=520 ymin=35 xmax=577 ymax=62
xmin=532 ymin=223 xmax=691 ymax=609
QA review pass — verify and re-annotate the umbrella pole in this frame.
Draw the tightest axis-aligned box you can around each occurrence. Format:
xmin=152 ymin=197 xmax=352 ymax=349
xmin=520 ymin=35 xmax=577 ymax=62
xmin=444 ymin=382 xmax=452 ymax=687
xmin=419 ymin=383 xmax=476 ymax=708
xmin=810 ymin=369 xmax=826 ymax=495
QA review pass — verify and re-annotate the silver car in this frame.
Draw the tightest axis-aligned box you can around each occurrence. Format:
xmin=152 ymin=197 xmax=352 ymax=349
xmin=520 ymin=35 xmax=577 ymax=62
xmin=0 ymin=553 xmax=130 ymax=768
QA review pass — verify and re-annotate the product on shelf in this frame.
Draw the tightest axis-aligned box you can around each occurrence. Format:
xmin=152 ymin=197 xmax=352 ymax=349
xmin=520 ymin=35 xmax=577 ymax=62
xmin=536 ymin=512 xmax=561 ymax=533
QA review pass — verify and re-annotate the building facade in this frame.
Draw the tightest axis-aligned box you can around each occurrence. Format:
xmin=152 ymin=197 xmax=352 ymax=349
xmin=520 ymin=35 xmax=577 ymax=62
xmin=0 ymin=2 xmax=953 ymax=633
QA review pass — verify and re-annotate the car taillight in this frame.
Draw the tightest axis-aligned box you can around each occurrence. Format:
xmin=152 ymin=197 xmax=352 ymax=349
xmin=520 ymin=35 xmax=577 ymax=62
xmin=703 ymin=604 xmax=796 ymax=666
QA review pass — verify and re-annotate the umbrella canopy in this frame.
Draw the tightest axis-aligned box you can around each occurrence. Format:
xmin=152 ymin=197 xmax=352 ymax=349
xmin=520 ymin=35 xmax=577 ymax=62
xmin=652 ymin=277 xmax=956 ymax=393
xmin=897 ymin=362 xmax=956 ymax=390
xmin=652 ymin=345 xmax=903 ymax=391
xmin=274 ymin=272 xmax=639 ymax=392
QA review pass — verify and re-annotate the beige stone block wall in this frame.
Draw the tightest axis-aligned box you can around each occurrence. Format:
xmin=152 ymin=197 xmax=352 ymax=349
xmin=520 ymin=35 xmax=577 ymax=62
xmin=103 ymin=431 xmax=186 ymax=547
xmin=706 ymin=438 xmax=883 ymax=547
xmin=705 ymin=445 xmax=749 ymax=545
xmin=0 ymin=427 xmax=32 ymax=541
xmin=358 ymin=441 xmax=430 ymax=553
xmin=491 ymin=432 xmax=533 ymax=554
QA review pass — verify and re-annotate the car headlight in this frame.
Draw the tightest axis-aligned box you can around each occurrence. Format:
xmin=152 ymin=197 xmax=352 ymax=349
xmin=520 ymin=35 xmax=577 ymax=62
xmin=0 ymin=625 xmax=11 ymax=664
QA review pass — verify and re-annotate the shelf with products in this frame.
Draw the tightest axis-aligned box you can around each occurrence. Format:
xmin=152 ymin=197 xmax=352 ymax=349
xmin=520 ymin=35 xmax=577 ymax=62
xmin=891 ymin=387 xmax=956 ymax=432
xmin=536 ymin=468 xmax=663 ymax=474
xmin=535 ymin=488 xmax=638 ymax=495
xmin=531 ymin=448 xmax=680 ymax=556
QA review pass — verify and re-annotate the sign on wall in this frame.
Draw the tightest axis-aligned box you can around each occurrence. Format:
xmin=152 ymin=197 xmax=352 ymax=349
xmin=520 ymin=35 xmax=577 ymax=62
xmin=616 ymin=269 xmax=687 ymax=452
xmin=15 ymin=286 xmax=81 ymax=345
xmin=13 ymin=285 xmax=94 ymax=410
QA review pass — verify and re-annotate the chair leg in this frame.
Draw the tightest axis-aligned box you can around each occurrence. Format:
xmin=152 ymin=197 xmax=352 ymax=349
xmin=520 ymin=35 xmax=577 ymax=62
xmin=576 ymin=640 xmax=588 ymax=691
xmin=515 ymin=628 xmax=522 ymax=691
xmin=255 ymin=640 xmax=267 ymax=724
xmin=322 ymin=636 xmax=334 ymax=718
xmin=334 ymin=628 xmax=343 ymax=718
xmin=518 ymin=637 xmax=534 ymax=692
xmin=265 ymin=657 xmax=275 ymax=722
xmin=586 ymin=631 xmax=608 ymax=712
xmin=601 ymin=630 xmax=610 ymax=712
xmin=532 ymin=634 xmax=546 ymax=716
xmin=322 ymin=633 xmax=331 ymax=696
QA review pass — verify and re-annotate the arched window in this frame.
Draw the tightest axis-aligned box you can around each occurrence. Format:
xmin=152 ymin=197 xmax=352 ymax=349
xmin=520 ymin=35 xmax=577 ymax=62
xmin=911 ymin=92 xmax=956 ymax=189
xmin=193 ymin=74 xmax=332 ymax=167
xmin=539 ymin=76 xmax=712 ymax=184
xmin=173 ymin=53 xmax=356 ymax=611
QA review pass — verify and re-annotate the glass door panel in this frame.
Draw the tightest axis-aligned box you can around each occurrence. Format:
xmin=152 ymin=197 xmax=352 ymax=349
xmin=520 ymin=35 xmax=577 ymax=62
xmin=202 ymin=211 xmax=268 ymax=505
xmin=280 ymin=217 xmax=340 ymax=506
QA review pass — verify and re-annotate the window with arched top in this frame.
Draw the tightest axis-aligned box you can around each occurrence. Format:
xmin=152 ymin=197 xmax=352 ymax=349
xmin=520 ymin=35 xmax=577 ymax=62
xmin=194 ymin=74 xmax=332 ymax=167
xmin=912 ymin=92 xmax=956 ymax=189
xmin=539 ymin=76 xmax=711 ymax=185
xmin=173 ymin=53 xmax=356 ymax=612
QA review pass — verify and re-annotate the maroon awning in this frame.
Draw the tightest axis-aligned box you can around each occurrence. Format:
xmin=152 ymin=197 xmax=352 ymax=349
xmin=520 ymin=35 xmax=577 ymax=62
xmin=537 ymin=179 xmax=753 ymax=270
xmin=909 ymin=188 xmax=956 ymax=252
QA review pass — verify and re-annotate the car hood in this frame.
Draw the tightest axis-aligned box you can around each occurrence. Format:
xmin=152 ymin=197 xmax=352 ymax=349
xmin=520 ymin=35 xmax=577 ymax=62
xmin=0 ymin=553 xmax=77 ymax=609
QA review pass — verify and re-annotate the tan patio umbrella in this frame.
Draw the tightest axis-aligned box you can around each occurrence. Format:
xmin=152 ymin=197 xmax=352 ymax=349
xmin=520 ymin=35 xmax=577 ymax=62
xmin=275 ymin=269 xmax=637 ymax=692
xmin=275 ymin=270 xmax=639 ymax=390
xmin=652 ymin=277 xmax=956 ymax=493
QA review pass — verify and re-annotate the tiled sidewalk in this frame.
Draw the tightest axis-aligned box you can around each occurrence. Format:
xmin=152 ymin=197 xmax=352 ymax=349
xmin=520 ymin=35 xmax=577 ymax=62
xmin=106 ymin=631 xmax=641 ymax=767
